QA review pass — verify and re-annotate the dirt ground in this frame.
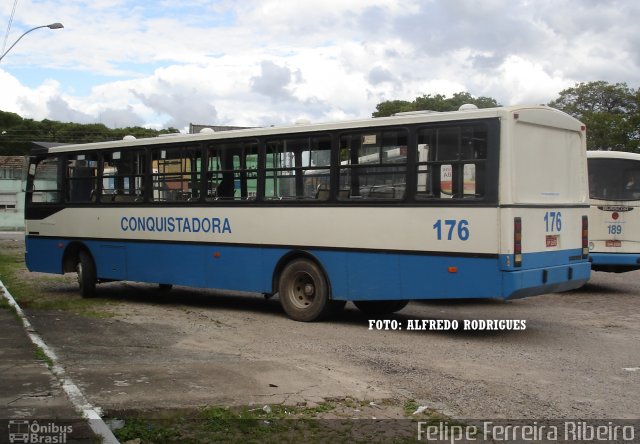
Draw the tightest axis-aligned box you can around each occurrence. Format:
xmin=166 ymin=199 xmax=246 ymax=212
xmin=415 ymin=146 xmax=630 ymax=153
xmin=2 ymin=234 xmax=640 ymax=426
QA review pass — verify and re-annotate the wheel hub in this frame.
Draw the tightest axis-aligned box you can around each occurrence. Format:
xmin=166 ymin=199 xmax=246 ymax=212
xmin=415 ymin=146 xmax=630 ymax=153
xmin=303 ymin=283 xmax=314 ymax=296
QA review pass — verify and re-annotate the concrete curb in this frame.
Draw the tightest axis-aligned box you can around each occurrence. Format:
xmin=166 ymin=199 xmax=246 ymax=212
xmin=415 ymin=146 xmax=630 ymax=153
xmin=0 ymin=279 xmax=120 ymax=444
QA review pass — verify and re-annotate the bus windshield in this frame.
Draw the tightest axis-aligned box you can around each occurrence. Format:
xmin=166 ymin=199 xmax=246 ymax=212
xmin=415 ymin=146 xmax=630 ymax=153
xmin=588 ymin=157 xmax=640 ymax=201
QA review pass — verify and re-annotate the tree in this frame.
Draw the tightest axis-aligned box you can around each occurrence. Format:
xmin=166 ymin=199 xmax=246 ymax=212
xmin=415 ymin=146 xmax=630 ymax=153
xmin=373 ymin=92 xmax=500 ymax=117
xmin=372 ymin=100 xmax=414 ymax=117
xmin=548 ymin=81 xmax=640 ymax=152
xmin=0 ymin=110 xmax=179 ymax=155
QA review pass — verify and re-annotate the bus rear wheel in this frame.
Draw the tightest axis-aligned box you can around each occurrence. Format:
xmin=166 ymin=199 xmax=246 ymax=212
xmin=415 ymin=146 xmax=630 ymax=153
xmin=77 ymin=251 xmax=96 ymax=298
xmin=354 ymin=300 xmax=409 ymax=315
xmin=278 ymin=259 xmax=334 ymax=322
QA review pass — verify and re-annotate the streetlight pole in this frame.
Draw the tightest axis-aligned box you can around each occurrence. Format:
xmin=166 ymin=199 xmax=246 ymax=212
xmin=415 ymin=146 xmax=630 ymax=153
xmin=0 ymin=23 xmax=64 ymax=63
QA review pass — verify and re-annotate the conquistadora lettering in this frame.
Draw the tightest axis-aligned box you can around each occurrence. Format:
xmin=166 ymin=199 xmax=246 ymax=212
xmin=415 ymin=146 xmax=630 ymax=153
xmin=120 ymin=216 xmax=232 ymax=234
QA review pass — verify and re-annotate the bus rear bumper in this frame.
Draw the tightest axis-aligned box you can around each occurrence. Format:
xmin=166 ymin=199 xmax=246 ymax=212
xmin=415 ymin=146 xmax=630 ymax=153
xmin=590 ymin=252 xmax=640 ymax=266
xmin=589 ymin=253 xmax=640 ymax=272
xmin=503 ymin=262 xmax=591 ymax=299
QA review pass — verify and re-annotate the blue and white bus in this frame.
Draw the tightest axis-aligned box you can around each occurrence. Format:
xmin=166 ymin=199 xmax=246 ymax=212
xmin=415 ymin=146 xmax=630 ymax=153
xmin=587 ymin=150 xmax=640 ymax=272
xmin=24 ymin=105 xmax=590 ymax=321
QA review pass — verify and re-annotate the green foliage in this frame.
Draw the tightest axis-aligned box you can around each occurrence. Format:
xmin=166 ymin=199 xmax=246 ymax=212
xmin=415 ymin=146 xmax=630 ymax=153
xmin=372 ymin=99 xmax=414 ymax=117
xmin=0 ymin=110 xmax=179 ymax=155
xmin=0 ymin=248 xmax=115 ymax=317
xmin=114 ymin=416 xmax=183 ymax=443
xmin=373 ymin=92 xmax=500 ymax=117
xmin=34 ymin=346 xmax=54 ymax=369
xmin=548 ymin=81 xmax=640 ymax=152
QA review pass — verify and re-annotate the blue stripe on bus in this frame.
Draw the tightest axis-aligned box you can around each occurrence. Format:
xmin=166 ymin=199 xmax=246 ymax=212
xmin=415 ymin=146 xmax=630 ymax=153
xmin=590 ymin=252 xmax=640 ymax=267
xmin=499 ymin=249 xmax=585 ymax=269
xmin=25 ymin=237 xmax=590 ymax=301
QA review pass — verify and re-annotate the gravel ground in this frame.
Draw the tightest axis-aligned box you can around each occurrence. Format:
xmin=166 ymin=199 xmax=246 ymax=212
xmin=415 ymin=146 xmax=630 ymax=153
xmin=2 ymin=234 xmax=639 ymax=423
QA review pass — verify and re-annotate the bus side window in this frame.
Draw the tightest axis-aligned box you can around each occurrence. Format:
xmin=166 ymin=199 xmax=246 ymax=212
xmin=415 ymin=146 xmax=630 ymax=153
xmin=338 ymin=130 xmax=407 ymax=201
xmin=416 ymin=124 xmax=487 ymax=200
xmin=30 ymin=157 xmax=63 ymax=203
xmin=66 ymin=154 xmax=98 ymax=203
xmin=264 ymin=136 xmax=330 ymax=201
xmin=207 ymin=141 xmax=258 ymax=201
xmin=265 ymin=139 xmax=299 ymax=200
xmin=416 ymin=143 xmax=432 ymax=198
xmin=102 ymin=150 xmax=146 ymax=203
xmin=302 ymin=136 xmax=331 ymax=200
xmin=152 ymin=147 xmax=202 ymax=202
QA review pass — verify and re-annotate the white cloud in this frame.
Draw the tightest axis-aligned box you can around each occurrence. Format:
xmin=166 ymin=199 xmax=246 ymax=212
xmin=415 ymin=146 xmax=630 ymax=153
xmin=1 ymin=0 xmax=639 ymax=130
xmin=487 ymin=55 xmax=569 ymax=105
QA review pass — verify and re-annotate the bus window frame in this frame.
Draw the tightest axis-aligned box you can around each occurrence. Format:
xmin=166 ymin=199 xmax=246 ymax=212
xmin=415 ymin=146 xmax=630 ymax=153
xmin=151 ymin=144 xmax=204 ymax=204
xmin=100 ymin=148 xmax=147 ymax=204
xmin=65 ymin=152 xmax=100 ymax=204
xmin=414 ymin=121 xmax=493 ymax=202
xmin=412 ymin=119 xmax=499 ymax=205
xmin=336 ymin=127 xmax=409 ymax=202
xmin=25 ymin=119 xmax=499 ymax=209
xmin=263 ymin=133 xmax=333 ymax=202
xmin=27 ymin=155 xmax=64 ymax=205
xmin=205 ymin=138 xmax=260 ymax=202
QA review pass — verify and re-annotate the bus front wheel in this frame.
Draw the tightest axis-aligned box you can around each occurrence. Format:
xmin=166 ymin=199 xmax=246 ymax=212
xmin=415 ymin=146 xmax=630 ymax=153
xmin=278 ymin=259 xmax=333 ymax=322
xmin=354 ymin=300 xmax=408 ymax=315
xmin=77 ymin=251 xmax=96 ymax=298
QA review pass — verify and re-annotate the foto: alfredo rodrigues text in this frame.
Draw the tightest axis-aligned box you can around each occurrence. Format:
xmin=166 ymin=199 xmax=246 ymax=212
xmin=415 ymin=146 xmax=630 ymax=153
xmin=368 ymin=319 xmax=527 ymax=331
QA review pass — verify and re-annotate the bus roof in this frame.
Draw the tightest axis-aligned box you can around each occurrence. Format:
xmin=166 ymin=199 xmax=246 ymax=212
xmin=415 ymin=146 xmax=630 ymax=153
xmin=42 ymin=105 xmax=583 ymax=154
xmin=587 ymin=150 xmax=640 ymax=161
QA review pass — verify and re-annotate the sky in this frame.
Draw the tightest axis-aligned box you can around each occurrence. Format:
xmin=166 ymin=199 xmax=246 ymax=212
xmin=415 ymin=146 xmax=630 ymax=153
xmin=0 ymin=0 xmax=639 ymax=133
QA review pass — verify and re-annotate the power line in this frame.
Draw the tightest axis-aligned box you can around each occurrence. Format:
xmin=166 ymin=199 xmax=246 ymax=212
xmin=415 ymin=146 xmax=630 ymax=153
xmin=2 ymin=0 xmax=20 ymax=55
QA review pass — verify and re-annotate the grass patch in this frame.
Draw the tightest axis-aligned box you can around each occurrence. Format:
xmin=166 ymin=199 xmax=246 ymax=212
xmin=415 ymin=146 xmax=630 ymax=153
xmin=403 ymin=399 xmax=421 ymax=417
xmin=0 ymin=295 xmax=11 ymax=310
xmin=109 ymin=399 xmax=459 ymax=443
xmin=0 ymin=294 xmax=22 ymax=323
xmin=0 ymin=250 xmax=28 ymax=298
xmin=113 ymin=405 xmax=346 ymax=444
xmin=34 ymin=346 xmax=54 ymax=369
xmin=0 ymin=247 xmax=116 ymax=318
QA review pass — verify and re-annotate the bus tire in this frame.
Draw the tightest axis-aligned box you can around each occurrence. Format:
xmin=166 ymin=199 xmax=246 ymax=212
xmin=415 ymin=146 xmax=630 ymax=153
xmin=278 ymin=258 xmax=333 ymax=322
xmin=77 ymin=251 xmax=96 ymax=298
xmin=354 ymin=300 xmax=409 ymax=315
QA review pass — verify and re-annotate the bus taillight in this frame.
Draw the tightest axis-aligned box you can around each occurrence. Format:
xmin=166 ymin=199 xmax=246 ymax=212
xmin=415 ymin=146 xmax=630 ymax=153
xmin=514 ymin=217 xmax=522 ymax=267
xmin=582 ymin=215 xmax=589 ymax=258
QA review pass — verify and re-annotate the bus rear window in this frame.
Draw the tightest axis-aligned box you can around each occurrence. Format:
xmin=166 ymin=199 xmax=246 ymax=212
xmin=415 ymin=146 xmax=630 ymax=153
xmin=588 ymin=158 xmax=640 ymax=201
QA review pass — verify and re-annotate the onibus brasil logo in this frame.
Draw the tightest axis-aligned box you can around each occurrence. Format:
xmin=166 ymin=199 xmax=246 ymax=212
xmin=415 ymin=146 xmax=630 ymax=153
xmin=8 ymin=420 xmax=72 ymax=443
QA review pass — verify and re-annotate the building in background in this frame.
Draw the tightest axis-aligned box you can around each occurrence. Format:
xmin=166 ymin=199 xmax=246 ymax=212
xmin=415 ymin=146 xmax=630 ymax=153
xmin=0 ymin=156 xmax=27 ymax=230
